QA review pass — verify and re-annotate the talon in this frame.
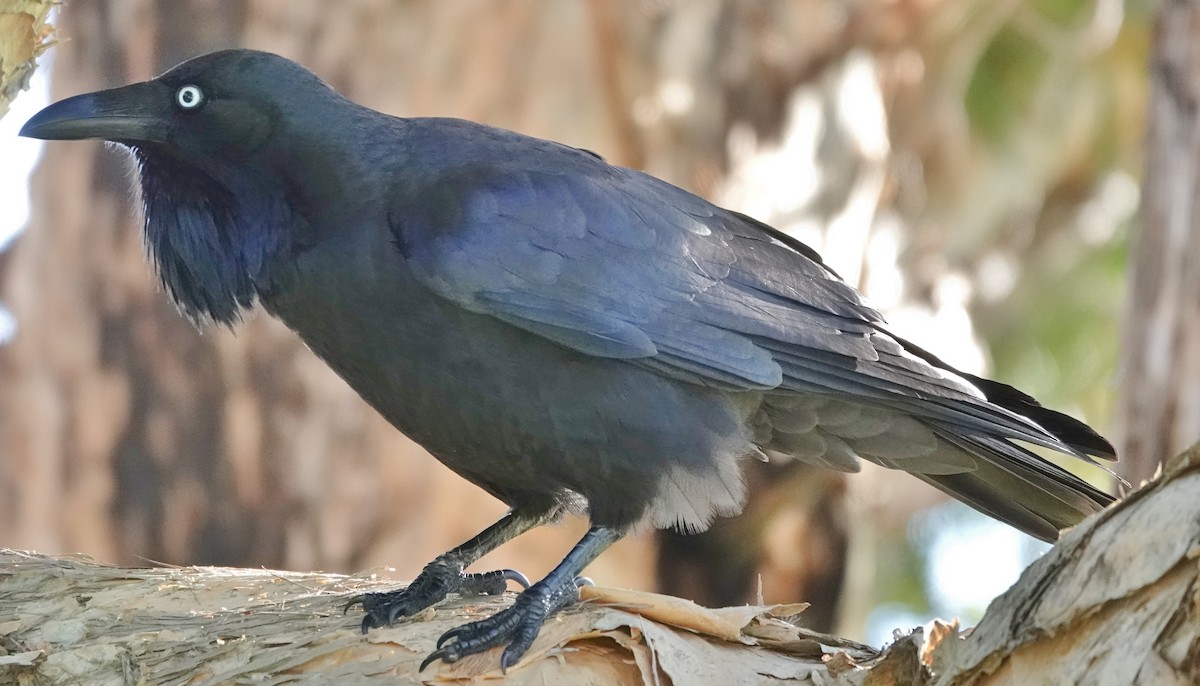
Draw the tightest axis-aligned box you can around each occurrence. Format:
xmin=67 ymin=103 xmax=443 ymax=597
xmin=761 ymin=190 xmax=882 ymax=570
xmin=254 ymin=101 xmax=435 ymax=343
xmin=420 ymin=648 xmax=452 ymax=671
xmin=499 ymin=623 xmax=538 ymax=672
xmin=359 ymin=614 xmax=377 ymax=634
xmin=385 ymin=602 xmax=407 ymax=625
xmin=501 ymin=569 xmax=531 ymax=589
xmin=436 ymin=626 xmax=466 ymax=649
xmin=500 ymin=648 xmax=519 ymax=675
xmin=343 ymin=594 xmax=365 ymax=614
xmin=574 ymin=576 xmax=594 ymax=588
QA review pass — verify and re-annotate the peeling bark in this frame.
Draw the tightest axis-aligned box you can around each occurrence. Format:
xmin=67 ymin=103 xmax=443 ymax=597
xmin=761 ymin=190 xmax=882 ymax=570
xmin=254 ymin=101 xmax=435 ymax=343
xmin=3 ymin=448 xmax=1196 ymax=684
xmin=0 ymin=551 xmax=889 ymax=685
xmin=930 ymin=448 xmax=1200 ymax=685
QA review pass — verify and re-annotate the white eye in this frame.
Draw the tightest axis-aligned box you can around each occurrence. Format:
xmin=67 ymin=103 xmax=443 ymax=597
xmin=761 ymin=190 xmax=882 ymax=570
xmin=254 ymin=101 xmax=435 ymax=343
xmin=176 ymin=85 xmax=204 ymax=109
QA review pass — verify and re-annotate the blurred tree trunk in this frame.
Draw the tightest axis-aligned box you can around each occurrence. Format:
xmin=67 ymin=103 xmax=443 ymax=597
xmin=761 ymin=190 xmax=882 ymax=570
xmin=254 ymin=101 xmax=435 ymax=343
xmin=2 ymin=0 xmax=242 ymax=564
xmin=1116 ymin=0 xmax=1200 ymax=486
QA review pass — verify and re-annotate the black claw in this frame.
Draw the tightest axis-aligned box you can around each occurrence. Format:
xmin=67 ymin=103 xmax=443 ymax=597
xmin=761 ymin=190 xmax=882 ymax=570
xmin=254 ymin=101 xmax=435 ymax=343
xmin=419 ymin=648 xmax=451 ymax=672
xmin=361 ymin=556 xmax=592 ymax=671
xmin=574 ymin=576 xmax=594 ymax=588
xmin=385 ymin=602 xmax=405 ymax=625
xmin=501 ymin=568 xmax=532 ymax=589
xmin=500 ymin=625 xmax=538 ymax=670
xmin=350 ymin=563 xmax=533 ymax=633
xmin=343 ymin=594 xmax=365 ymax=614
xmin=417 ymin=525 xmax=621 ymax=670
xmin=500 ymin=649 xmax=518 ymax=674
xmin=419 ymin=587 xmax=561 ymax=671
xmin=436 ymin=625 xmax=466 ymax=649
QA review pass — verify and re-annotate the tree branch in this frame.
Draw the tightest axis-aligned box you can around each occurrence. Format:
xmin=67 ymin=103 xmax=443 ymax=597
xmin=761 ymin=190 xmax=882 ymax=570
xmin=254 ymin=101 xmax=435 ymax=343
xmin=2 ymin=450 xmax=1197 ymax=684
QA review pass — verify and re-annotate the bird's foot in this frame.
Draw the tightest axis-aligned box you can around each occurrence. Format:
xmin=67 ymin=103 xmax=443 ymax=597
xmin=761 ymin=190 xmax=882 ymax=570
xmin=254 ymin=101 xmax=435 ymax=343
xmin=421 ymin=576 xmax=587 ymax=672
xmin=347 ymin=560 xmax=530 ymax=632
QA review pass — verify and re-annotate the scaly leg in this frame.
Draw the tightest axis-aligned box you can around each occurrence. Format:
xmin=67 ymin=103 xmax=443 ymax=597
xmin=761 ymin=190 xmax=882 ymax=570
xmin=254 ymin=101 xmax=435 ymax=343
xmin=422 ymin=525 xmax=625 ymax=672
xmin=349 ymin=504 xmax=559 ymax=631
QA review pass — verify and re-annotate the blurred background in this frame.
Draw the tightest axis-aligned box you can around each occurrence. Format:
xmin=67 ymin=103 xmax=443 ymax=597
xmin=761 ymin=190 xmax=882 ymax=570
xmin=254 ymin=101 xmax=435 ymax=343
xmin=0 ymin=0 xmax=1181 ymax=646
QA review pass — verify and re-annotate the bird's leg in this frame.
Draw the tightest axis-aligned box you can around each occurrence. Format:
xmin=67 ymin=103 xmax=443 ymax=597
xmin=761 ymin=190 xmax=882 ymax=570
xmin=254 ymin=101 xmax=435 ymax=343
xmin=349 ymin=504 xmax=557 ymax=631
xmin=422 ymin=525 xmax=625 ymax=672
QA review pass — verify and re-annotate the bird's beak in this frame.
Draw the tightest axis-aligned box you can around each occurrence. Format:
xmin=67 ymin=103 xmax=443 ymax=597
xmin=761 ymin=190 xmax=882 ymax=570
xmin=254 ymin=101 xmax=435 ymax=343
xmin=20 ymin=81 xmax=171 ymax=143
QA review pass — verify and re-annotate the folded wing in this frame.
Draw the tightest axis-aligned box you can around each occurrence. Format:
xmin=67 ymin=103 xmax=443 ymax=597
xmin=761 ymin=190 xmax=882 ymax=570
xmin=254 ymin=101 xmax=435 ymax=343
xmin=391 ymin=151 xmax=1116 ymax=540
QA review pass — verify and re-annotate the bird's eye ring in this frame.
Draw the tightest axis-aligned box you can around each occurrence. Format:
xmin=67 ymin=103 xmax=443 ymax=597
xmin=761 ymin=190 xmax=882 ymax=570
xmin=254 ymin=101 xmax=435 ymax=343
xmin=176 ymin=85 xmax=204 ymax=110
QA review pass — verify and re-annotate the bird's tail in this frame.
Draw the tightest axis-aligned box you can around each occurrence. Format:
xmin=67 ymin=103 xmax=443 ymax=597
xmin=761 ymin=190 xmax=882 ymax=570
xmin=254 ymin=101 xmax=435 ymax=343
xmin=878 ymin=337 xmax=1120 ymax=542
xmin=917 ymin=430 xmax=1114 ymax=543
xmin=955 ymin=371 xmax=1117 ymax=461
xmin=756 ymin=389 xmax=1119 ymax=543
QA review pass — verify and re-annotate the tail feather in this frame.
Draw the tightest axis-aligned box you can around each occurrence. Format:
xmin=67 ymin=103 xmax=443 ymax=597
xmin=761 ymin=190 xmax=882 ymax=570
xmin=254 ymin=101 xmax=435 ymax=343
xmin=924 ymin=431 xmax=1114 ymax=542
xmin=882 ymin=331 xmax=1118 ymax=461
xmin=757 ymin=328 xmax=1119 ymax=542
xmin=958 ymin=372 xmax=1117 ymax=461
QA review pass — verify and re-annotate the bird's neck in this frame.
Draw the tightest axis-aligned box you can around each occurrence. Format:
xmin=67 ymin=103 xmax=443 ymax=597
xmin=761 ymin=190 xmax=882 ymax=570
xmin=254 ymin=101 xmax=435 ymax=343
xmin=134 ymin=147 xmax=293 ymax=325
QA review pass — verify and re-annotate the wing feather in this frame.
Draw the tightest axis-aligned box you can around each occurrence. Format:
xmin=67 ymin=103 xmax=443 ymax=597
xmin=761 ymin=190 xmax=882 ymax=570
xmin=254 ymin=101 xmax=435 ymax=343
xmin=391 ymin=154 xmax=1115 ymax=468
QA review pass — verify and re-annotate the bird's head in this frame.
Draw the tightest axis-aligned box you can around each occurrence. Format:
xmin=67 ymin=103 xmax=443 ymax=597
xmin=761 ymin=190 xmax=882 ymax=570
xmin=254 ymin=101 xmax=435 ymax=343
xmin=21 ymin=49 xmax=362 ymax=324
xmin=19 ymin=48 xmax=349 ymax=172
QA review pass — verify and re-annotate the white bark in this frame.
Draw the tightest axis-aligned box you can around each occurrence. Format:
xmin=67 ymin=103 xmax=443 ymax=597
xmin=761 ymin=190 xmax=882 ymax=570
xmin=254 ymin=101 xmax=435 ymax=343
xmin=2 ymin=448 xmax=1197 ymax=685
xmin=930 ymin=447 xmax=1200 ymax=685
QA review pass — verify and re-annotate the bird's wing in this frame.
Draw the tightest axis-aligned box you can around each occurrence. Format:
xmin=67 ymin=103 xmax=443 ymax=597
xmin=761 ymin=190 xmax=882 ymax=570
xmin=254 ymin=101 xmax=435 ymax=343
xmin=391 ymin=159 xmax=1115 ymax=462
xmin=395 ymin=162 xmax=877 ymax=384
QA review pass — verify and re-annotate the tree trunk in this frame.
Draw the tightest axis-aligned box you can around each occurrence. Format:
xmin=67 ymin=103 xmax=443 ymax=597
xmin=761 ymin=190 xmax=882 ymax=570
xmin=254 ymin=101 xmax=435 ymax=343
xmin=1116 ymin=0 xmax=1200 ymax=485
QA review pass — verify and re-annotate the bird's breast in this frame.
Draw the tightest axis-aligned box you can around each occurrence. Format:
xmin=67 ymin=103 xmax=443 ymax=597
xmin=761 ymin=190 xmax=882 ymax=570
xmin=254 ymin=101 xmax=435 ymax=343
xmin=261 ymin=224 xmax=755 ymax=527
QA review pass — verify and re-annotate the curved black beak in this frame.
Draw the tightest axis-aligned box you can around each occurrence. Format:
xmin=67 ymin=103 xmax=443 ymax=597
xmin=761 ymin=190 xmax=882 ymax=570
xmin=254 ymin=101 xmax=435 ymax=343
xmin=19 ymin=81 xmax=171 ymax=143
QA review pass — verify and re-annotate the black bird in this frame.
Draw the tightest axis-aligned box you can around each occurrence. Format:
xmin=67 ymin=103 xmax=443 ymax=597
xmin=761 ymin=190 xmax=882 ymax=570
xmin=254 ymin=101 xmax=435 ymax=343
xmin=21 ymin=50 xmax=1117 ymax=670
